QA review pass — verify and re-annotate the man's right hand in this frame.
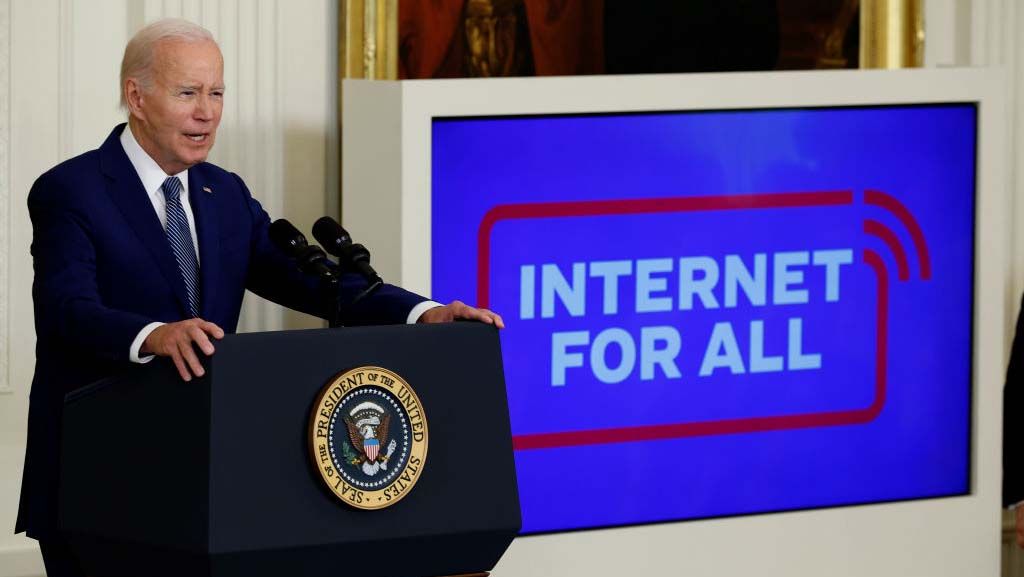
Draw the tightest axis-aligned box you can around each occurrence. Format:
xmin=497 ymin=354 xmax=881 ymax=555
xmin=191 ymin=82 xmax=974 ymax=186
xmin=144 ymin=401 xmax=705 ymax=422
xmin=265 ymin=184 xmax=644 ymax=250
xmin=141 ymin=318 xmax=225 ymax=381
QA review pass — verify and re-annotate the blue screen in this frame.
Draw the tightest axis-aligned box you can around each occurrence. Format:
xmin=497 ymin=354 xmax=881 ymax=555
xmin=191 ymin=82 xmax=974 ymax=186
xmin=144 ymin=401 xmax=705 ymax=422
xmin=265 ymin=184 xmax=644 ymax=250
xmin=431 ymin=105 xmax=976 ymax=534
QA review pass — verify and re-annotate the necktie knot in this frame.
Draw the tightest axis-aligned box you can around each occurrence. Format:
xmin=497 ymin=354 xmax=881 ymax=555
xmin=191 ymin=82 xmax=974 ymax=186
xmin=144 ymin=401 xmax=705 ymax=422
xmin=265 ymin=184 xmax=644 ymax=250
xmin=162 ymin=176 xmax=183 ymax=202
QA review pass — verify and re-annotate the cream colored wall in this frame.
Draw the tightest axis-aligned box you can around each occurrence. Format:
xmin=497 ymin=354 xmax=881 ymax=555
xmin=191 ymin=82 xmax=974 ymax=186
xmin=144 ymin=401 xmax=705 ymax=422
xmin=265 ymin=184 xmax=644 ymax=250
xmin=0 ymin=1 xmax=337 ymax=575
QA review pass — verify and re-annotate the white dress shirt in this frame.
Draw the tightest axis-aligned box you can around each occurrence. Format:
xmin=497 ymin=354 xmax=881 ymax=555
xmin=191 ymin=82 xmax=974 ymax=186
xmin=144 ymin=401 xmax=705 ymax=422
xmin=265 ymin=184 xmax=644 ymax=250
xmin=119 ymin=124 xmax=440 ymax=363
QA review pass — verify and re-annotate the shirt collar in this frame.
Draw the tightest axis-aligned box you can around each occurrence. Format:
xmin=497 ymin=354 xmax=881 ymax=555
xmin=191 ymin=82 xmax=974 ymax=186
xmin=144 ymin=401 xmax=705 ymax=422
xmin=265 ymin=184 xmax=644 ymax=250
xmin=119 ymin=123 xmax=189 ymax=197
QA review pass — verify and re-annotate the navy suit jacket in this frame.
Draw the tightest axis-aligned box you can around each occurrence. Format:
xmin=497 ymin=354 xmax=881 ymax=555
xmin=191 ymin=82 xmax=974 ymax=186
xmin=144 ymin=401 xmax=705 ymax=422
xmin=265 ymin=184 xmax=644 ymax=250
xmin=16 ymin=124 xmax=426 ymax=538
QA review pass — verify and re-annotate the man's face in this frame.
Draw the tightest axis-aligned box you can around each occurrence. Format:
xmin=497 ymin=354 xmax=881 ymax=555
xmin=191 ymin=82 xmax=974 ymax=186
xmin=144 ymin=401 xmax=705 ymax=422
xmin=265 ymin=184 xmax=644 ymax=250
xmin=128 ymin=38 xmax=224 ymax=175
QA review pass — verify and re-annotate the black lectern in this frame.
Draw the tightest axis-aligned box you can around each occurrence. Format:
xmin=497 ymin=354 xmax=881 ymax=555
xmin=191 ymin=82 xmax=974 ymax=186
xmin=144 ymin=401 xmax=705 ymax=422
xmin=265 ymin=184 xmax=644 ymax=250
xmin=60 ymin=323 xmax=521 ymax=577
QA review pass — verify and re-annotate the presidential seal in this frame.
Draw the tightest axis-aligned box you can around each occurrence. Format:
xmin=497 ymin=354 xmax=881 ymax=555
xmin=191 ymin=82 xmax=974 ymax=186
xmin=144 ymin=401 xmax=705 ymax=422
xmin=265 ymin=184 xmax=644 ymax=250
xmin=309 ymin=366 xmax=428 ymax=510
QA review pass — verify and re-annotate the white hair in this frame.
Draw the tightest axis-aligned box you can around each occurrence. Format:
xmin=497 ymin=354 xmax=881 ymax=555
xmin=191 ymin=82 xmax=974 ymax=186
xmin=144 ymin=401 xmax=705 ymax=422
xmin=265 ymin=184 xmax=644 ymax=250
xmin=119 ymin=18 xmax=216 ymax=109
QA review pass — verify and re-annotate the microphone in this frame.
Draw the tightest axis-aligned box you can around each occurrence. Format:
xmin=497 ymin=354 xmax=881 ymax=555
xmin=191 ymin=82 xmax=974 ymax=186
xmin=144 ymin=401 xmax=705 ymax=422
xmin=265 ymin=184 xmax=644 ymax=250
xmin=268 ymin=219 xmax=337 ymax=280
xmin=312 ymin=217 xmax=383 ymax=287
xmin=312 ymin=216 xmax=353 ymax=256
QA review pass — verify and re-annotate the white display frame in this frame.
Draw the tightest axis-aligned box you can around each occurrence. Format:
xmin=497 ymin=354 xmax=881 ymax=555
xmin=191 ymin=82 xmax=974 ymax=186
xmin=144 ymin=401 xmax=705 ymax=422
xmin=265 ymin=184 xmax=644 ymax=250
xmin=342 ymin=69 xmax=1007 ymax=577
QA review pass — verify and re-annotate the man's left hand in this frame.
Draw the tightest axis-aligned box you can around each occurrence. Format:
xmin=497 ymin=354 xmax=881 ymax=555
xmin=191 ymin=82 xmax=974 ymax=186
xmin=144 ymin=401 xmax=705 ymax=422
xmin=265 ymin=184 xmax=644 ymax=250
xmin=418 ymin=300 xmax=504 ymax=329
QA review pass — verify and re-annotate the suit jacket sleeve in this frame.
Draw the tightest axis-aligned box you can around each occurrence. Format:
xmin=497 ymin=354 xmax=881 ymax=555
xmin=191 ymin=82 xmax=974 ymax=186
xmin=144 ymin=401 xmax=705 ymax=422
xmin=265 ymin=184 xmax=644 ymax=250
xmin=28 ymin=173 xmax=155 ymax=363
xmin=1004 ymin=291 xmax=1024 ymax=507
xmin=233 ymin=174 xmax=427 ymax=324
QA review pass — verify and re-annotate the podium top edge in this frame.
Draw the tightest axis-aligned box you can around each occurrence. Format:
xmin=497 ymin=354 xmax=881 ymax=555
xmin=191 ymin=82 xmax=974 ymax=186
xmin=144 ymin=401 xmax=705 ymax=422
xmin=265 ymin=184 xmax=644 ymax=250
xmin=64 ymin=321 xmax=501 ymax=404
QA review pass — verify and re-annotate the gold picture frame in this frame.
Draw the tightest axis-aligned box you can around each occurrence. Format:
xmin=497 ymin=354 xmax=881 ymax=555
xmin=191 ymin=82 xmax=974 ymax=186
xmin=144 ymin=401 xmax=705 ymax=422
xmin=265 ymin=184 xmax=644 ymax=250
xmin=339 ymin=0 xmax=399 ymax=81
xmin=860 ymin=0 xmax=924 ymax=68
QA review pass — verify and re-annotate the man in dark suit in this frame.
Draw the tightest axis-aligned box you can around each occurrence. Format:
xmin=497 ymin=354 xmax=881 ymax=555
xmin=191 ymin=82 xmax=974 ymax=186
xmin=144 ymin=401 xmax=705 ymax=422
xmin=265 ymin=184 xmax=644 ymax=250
xmin=15 ymin=19 xmax=502 ymax=576
xmin=1005 ymin=292 xmax=1024 ymax=546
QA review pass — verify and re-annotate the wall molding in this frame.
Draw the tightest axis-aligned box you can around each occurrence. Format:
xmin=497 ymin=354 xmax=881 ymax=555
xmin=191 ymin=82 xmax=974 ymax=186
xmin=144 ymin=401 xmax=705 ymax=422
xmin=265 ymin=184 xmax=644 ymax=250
xmin=970 ymin=0 xmax=1024 ymax=349
xmin=57 ymin=0 xmax=72 ymax=159
xmin=0 ymin=0 xmax=11 ymax=394
xmin=215 ymin=0 xmax=285 ymax=333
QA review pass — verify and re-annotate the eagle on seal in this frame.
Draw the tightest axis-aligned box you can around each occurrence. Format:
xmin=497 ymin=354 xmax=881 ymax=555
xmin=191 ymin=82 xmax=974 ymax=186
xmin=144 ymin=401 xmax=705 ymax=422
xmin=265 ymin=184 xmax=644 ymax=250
xmin=344 ymin=402 xmax=391 ymax=466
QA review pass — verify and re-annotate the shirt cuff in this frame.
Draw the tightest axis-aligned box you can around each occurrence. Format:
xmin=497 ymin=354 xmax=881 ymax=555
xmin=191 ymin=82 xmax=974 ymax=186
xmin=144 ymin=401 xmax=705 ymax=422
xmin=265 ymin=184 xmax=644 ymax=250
xmin=130 ymin=322 xmax=165 ymax=363
xmin=406 ymin=300 xmax=443 ymax=324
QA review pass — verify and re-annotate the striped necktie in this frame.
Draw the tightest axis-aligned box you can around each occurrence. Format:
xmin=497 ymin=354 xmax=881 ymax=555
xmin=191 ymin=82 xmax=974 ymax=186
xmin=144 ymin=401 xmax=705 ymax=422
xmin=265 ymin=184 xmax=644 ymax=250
xmin=161 ymin=176 xmax=200 ymax=317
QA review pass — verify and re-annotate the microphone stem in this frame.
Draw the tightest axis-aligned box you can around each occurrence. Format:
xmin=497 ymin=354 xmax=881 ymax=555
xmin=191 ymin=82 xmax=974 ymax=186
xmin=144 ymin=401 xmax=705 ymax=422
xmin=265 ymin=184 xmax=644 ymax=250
xmin=322 ymin=275 xmax=343 ymax=328
xmin=352 ymin=278 xmax=383 ymax=306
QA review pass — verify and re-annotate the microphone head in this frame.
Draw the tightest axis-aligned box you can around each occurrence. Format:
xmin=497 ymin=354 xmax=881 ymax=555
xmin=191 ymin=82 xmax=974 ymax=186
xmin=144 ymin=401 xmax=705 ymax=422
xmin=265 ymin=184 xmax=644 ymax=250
xmin=269 ymin=219 xmax=309 ymax=257
xmin=312 ymin=216 xmax=352 ymax=258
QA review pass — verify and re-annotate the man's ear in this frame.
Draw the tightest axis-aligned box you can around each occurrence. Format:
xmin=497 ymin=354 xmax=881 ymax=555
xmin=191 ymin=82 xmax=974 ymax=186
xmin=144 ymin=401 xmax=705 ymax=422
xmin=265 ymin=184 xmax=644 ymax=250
xmin=124 ymin=78 xmax=145 ymax=119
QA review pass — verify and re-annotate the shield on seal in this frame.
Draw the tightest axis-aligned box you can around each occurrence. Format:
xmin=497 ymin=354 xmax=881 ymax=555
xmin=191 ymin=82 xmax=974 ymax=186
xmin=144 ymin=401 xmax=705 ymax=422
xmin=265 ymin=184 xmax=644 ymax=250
xmin=364 ymin=438 xmax=380 ymax=461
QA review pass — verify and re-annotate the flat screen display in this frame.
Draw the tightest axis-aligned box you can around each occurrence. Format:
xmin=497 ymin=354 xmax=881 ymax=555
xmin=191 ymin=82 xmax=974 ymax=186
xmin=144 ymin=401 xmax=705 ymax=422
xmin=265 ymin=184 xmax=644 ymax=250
xmin=431 ymin=104 xmax=976 ymax=534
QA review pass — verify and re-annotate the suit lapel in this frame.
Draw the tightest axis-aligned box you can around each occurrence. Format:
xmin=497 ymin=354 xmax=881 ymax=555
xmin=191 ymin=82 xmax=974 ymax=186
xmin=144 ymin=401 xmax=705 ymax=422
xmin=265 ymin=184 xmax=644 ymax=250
xmin=189 ymin=168 xmax=220 ymax=319
xmin=98 ymin=125 xmax=191 ymax=317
